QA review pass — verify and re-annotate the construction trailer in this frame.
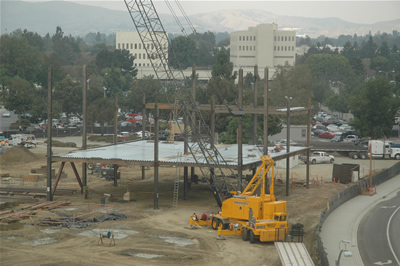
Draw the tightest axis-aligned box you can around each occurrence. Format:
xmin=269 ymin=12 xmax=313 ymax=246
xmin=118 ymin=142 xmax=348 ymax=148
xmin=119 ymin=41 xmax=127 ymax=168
xmin=190 ymin=155 xmax=289 ymax=243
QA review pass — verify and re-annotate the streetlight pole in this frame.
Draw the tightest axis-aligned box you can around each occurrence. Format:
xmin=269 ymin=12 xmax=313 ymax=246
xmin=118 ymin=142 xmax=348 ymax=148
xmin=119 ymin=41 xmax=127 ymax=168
xmin=335 ymin=240 xmax=352 ymax=266
xmin=285 ymin=96 xmax=292 ymax=197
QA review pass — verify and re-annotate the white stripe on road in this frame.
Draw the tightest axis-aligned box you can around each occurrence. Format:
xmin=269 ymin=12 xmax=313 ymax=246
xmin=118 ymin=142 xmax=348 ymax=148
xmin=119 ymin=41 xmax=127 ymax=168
xmin=387 ymin=206 xmax=400 ymax=265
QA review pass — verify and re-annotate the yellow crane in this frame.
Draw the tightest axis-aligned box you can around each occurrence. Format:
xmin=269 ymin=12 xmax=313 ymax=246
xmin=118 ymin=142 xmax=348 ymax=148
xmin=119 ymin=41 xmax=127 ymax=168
xmin=190 ymin=155 xmax=289 ymax=243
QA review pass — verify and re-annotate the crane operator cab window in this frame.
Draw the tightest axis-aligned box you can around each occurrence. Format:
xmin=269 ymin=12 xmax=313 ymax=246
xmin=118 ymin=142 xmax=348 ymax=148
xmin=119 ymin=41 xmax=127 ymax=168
xmin=274 ymin=214 xmax=287 ymax=221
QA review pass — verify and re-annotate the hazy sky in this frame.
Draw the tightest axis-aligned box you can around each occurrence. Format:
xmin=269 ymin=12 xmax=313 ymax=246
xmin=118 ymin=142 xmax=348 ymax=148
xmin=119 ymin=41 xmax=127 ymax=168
xmin=22 ymin=0 xmax=400 ymax=24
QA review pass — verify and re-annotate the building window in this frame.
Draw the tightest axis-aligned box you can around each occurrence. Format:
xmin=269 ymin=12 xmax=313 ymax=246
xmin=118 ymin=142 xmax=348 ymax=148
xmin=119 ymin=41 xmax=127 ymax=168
xmin=254 ymin=36 xmax=256 ymax=41
xmin=139 ymin=44 xmax=141 ymax=49
xmin=281 ymin=46 xmax=283 ymax=51
xmin=135 ymin=53 xmax=137 ymax=58
xmin=246 ymin=46 xmax=248 ymax=51
xmin=135 ymin=63 xmax=137 ymax=66
xmin=292 ymin=46 xmax=294 ymax=51
xmin=147 ymin=44 xmax=150 ymax=49
xmin=274 ymin=46 xmax=276 ymax=51
xmin=118 ymin=43 xmax=121 ymax=49
xmin=122 ymin=43 xmax=125 ymax=49
xmin=151 ymin=44 xmax=154 ymax=49
xmin=130 ymin=43 xmax=133 ymax=49
xmin=285 ymin=46 xmax=287 ymax=51
xmin=250 ymin=46 xmax=252 ymax=51
xmin=143 ymin=53 xmax=145 ymax=59
xmin=250 ymin=36 xmax=252 ymax=41
xmin=285 ymin=36 xmax=287 ymax=41
xmin=246 ymin=36 xmax=248 ymax=41
xmin=274 ymin=36 xmax=276 ymax=41
xmin=239 ymin=46 xmax=241 ymax=51
xmin=292 ymin=36 xmax=295 ymax=41
xmin=139 ymin=54 xmax=141 ymax=59
xmin=139 ymin=63 xmax=141 ymax=66
xmin=135 ymin=43 xmax=137 ymax=49
xmin=277 ymin=46 xmax=280 ymax=51
xmin=253 ymin=46 xmax=255 ymax=51
xmin=239 ymin=36 xmax=241 ymax=41
xmin=126 ymin=43 xmax=128 ymax=49
xmin=302 ymin=129 xmax=306 ymax=137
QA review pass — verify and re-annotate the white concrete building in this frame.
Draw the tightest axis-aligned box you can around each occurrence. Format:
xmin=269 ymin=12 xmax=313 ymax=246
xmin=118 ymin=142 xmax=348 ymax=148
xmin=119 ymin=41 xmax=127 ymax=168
xmin=116 ymin=32 xmax=211 ymax=81
xmin=116 ymin=31 xmax=168 ymax=70
xmin=230 ymin=24 xmax=296 ymax=80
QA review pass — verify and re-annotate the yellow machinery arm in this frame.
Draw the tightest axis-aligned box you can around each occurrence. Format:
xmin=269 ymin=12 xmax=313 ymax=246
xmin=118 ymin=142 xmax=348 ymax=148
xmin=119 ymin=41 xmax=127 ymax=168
xmin=240 ymin=155 xmax=275 ymax=202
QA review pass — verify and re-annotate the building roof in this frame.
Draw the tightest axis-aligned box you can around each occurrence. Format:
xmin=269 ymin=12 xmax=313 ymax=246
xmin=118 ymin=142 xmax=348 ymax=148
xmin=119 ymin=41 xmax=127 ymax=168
xmin=54 ymin=140 xmax=308 ymax=169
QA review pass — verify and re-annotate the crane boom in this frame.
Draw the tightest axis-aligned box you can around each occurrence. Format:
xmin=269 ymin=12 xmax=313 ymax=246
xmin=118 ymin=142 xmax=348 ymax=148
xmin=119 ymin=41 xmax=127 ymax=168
xmin=124 ymin=0 xmax=245 ymax=206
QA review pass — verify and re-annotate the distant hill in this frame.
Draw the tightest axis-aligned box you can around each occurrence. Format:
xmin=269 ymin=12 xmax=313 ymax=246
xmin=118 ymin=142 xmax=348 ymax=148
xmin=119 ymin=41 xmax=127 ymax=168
xmin=1 ymin=1 xmax=399 ymax=38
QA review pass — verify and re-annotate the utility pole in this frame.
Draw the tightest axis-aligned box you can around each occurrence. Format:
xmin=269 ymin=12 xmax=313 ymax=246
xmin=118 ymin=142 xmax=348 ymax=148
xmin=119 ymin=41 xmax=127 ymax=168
xmin=285 ymin=96 xmax=292 ymax=196
xmin=253 ymin=65 xmax=258 ymax=145
xmin=47 ymin=66 xmax=53 ymax=201
xmin=82 ymin=65 xmax=88 ymax=198
xmin=263 ymin=67 xmax=269 ymax=155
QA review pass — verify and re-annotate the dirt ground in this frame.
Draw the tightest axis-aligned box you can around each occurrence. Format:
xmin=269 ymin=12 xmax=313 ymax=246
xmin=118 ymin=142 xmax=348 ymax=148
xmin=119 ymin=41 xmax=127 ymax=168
xmin=0 ymin=140 xmax=397 ymax=266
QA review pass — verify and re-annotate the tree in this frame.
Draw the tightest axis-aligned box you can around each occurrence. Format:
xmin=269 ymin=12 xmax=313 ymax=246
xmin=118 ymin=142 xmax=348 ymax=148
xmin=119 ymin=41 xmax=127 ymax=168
xmin=121 ymin=75 xmax=163 ymax=112
xmin=189 ymin=31 xmax=217 ymax=66
xmin=0 ymin=35 xmax=43 ymax=82
xmin=95 ymin=49 xmax=136 ymax=75
xmin=370 ymin=56 xmax=390 ymax=72
xmin=350 ymin=78 xmax=398 ymax=138
xmin=205 ymin=65 xmax=236 ymax=105
xmin=269 ymin=64 xmax=314 ymax=109
xmin=360 ymin=35 xmax=378 ymax=59
xmin=169 ymin=36 xmax=197 ymax=69
xmin=379 ymin=41 xmax=391 ymax=58
xmin=4 ymin=77 xmax=34 ymax=120
xmin=52 ymin=26 xmax=81 ymax=65
xmin=305 ymin=54 xmax=353 ymax=84
xmin=54 ymin=76 xmax=82 ymax=119
xmin=88 ymin=97 xmax=114 ymax=136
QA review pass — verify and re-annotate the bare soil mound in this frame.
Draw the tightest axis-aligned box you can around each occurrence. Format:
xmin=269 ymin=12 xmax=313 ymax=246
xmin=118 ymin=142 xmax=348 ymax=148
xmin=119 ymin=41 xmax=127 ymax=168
xmin=0 ymin=146 xmax=39 ymax=165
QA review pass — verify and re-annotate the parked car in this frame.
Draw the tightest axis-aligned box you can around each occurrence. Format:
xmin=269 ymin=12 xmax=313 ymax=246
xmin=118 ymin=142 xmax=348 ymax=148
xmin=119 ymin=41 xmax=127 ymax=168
xmin=312 ymin=124 xmax=327 ymax=131
xmin=343 ymin=135 xmax=359 ymax=142
xmin=331 ymin=135 xmax=343 ymax=142
xmin=120 ymin=121 xmax=133 ymax=127
xmin=312 ymin=129 xmax=326 ymax=136
xmin=318 ymin=131 xmax=335 ymax=139
xmin=326 ymin=124 xmax=339 ymax=132
xmin=2 ymin=111 xmax=10 ymax=117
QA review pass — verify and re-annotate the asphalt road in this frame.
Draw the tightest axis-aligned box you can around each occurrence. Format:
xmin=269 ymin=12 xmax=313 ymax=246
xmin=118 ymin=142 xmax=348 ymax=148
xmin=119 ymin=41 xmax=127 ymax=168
xmin=0 ymin=108 xmax=18 ymax=132
xmin=358 ymin=192 xmax=400 ymax=266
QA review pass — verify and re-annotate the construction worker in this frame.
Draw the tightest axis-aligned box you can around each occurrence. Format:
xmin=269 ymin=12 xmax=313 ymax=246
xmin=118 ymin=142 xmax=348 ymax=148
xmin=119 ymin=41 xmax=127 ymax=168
xmin=208 ymin=212 xmax=215 ymax=220
xmin=201 ymin=212 xmax=208 ymax=221
xmin=1 ymin=140 xmax=4 ymax=146
xmin=192 ymin=213 xmax=199 ymax=221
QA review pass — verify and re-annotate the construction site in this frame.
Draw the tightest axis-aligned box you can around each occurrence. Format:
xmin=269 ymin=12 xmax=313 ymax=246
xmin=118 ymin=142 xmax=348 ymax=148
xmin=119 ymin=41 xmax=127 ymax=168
xmin=2 ymin=137 xmax=398 ymax=266
xmin=0 ymin=139 xmax=352 ymax=265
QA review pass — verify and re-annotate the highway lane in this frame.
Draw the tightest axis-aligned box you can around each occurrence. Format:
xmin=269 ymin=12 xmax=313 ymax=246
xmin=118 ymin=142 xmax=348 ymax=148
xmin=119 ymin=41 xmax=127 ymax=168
xmin=358 ymin=192 xmax=400 ymax=266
